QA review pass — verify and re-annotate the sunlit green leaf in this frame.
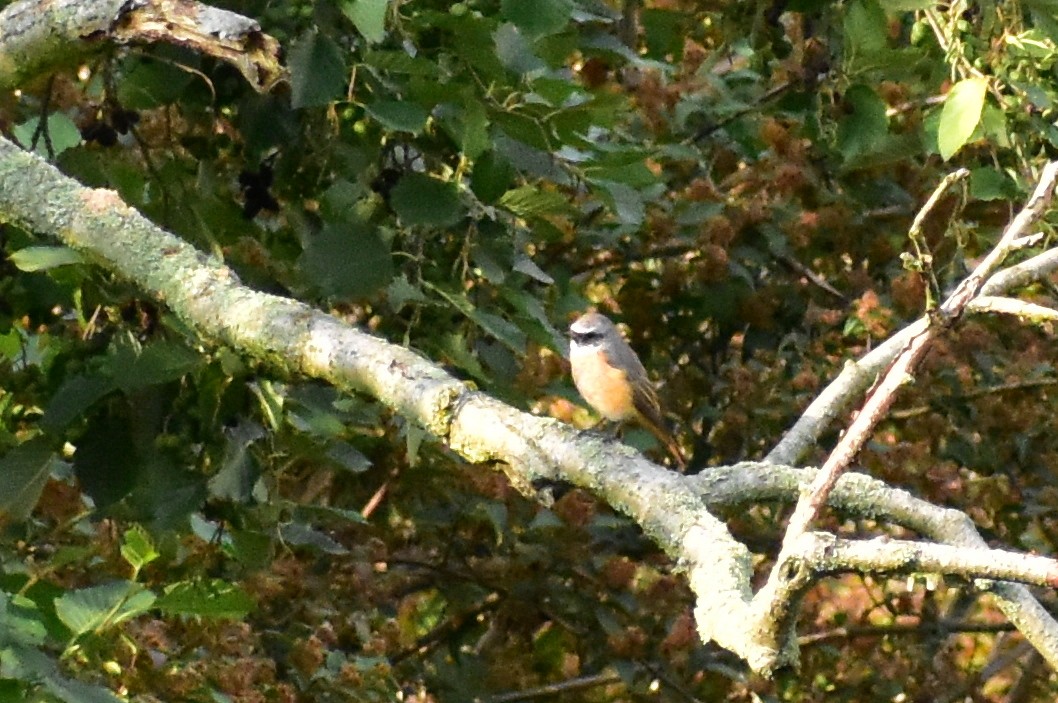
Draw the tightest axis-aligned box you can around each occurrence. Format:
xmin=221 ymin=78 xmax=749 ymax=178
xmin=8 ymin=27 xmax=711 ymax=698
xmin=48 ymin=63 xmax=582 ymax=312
xmin=970 ymin=168 xmax=1019 ymax=201
xmin=8 ymin=246 xmax=83 ymax=272
xmin=341 ymin=0 xmax=389 ymax=43
xmin=120 ymin=525 xmax=159 ymax=572
xmin=498 ymin=184 xmax=569 ymax=217
xmin=54 ymin=582 xmax=156 ymax=637
xmin=155 ymin=579 xmax=255 ymax=619
xmin=11 ymin=113 xmax=82 ymax=158
xmin=938 ymin=77 xmax=989 ymax=160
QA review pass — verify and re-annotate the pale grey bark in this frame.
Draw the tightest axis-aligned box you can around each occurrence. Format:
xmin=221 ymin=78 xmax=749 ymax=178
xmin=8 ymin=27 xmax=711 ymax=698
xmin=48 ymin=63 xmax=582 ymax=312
xmin=4 ymin=0 xmax=1058 ymax=678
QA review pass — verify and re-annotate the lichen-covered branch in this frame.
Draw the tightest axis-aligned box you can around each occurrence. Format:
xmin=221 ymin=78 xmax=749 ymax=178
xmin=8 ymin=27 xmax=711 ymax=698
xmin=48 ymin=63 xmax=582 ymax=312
xmin=800 ymin=532 xmax=1058 ymax=589
xmin=694 ymin=462 xmax=1058 ymax=670
xmin=0 ymin=135 xmax=770 ymax=670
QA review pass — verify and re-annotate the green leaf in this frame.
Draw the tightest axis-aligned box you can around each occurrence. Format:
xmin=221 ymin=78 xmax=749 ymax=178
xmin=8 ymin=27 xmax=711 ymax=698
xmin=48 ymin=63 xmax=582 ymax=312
xmin=111 ymin=341 xmax=202 ymax=392
xmin=208 ymin=421 xmax=265 ymax=503
xmin=494 ymin=23 xmax=548 ymax=76
xmin=0 ymin=438 xmax=58 ymax=522
xmin=836 ymin=84 xmax=888 ymax=161
xmin=593 ymin=180 xmax=645 ymax=226
xmin=498 ymin=184 xmax=569 ymax=217
xmin=325 ymin=441 xmax=373 ymax=473
xmin=363 ymin=50 xmax=438 ymax=76
xmin=228 ymin=529 xmax=273 ymax=569
xmin=366 ymin=100 xmax=429 ymax=134
xmin=300 ymin=223 xmax=395 ymax=299
xmin=457 ymin=100 xmax=490 ymax=159
xmin=0 ymin=643 xmax=57 ymax=681
xmin=471 ymin=151 xmax=515 ymax=203
xmin=880 ymin=0 xmax=935 ymax=9
xmin=292 ymin=502 xmax=370 ymax=525
xmin=54 ymin=582 xmax=156 ymax=638
xmin=844 ymin=0 xmax=888 ymax=57
xmin=12 ymin=113 xmax=83 ymax=158
xmin=341 ymin=0 xmax=389 ymax=43
xmin=938 ymin=77 xmax=989 ymax=160
xmin=0 ymin=593 xmax=47 ymax=648
xmin=970 ymin=168 xmax=1018 ymax=201
xmin=279 ymin=522 xmax=349 ymax=555
xmin=0 ymin=679 xmax=28 ymax=702
xmin=288 ymin=30 xmax=348 ymax=108
xmin=641 ymin=8 xmax=687 ymax=60
xmin=440 ymin=333 xmax=491 ymax=383
xmin=390 ymin=173 xmax=465 ymax=226
xmin=500 ymin=0 xmax=572 ymax=39
xmin=155 ymin=580 xmax=255 ymax=619
xmin=386 ymin=274 xmax=428 ymax=311
xmin=116 ymin=54 xmax=194 ymax=109
xmin=43 ymin=676 xmax=126 ymax=703
xmin=74 ymin=413 xmax=140 ymax=509
xmin=427 ymin=284 xmax=528 ymax=353
xmin=8 ymin=246 xmax=83 ymax=272
xmin=120 ymin=526 xmax=159 ymax=572
xmin=41 ymin=374 xmax=116 ymax=432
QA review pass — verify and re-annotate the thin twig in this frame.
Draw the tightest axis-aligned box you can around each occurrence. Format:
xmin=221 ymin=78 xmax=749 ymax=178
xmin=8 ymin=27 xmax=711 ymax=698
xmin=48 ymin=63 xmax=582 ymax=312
xmin=906 ymin=168 xmax=970 ymax=307
xmin=389 ymin=593 xmax=502 ymax=665
xmin=799 ymin=619 xmax=1015 ymax=647
xmin=772 ymin=250 xmax=847 ymax=301
xmin=486 ymin=672 xmax=623 ymax=703
xmin=890 ymin=377 xmax=1058 ymax=420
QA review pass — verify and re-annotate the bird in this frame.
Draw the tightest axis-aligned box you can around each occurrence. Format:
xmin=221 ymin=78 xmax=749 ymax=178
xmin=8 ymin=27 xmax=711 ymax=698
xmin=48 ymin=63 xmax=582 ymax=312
xmin=567 ymin=311 xmax=686 ymax=470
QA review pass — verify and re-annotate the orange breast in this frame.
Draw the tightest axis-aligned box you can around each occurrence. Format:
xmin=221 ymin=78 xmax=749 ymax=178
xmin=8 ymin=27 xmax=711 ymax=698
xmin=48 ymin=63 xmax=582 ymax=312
xmin=570 ymin=347 xmax=636 ymax=421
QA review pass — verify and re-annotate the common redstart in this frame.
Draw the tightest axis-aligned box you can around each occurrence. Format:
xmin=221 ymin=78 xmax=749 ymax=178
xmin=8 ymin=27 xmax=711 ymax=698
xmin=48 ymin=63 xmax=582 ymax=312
xmin=568 ymin=312 xmax=686 ymax=470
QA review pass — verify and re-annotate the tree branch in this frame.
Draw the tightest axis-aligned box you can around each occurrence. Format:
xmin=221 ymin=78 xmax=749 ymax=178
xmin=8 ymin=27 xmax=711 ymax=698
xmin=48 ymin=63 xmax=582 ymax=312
xmin=693 ymin=461 xmax=1058 ymax=670
xmin=766 ymin=170 xmax=1058 ymax=467
xmin=0 ymin=0 xmax=283 ymax=92
xmin=773 ymin=164 xmax=1058 ymax=597
xmin=798 ymin=532 xmax=1058 ymax=589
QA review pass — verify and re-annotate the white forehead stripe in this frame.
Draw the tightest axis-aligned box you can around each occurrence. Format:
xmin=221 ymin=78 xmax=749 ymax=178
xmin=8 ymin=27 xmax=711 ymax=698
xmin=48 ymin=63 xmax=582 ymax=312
xmin=570 ymin=319 xmax=596 ymax=334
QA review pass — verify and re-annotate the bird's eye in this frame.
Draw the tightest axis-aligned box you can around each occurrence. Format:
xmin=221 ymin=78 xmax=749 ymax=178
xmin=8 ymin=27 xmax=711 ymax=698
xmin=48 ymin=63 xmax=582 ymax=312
xmin=571 ymin=330 xmax=602 ymax=344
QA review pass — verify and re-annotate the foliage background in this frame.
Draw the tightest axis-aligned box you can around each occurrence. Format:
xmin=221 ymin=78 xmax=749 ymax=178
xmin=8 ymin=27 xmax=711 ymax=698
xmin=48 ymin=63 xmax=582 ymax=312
xmin=3 ymin=0 xmax=1058 ymax=700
